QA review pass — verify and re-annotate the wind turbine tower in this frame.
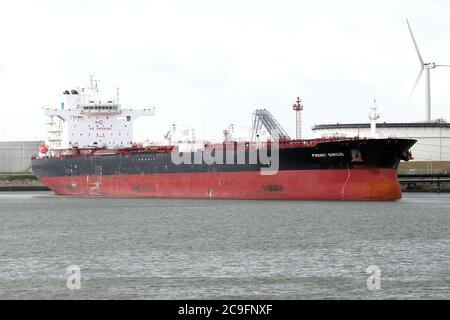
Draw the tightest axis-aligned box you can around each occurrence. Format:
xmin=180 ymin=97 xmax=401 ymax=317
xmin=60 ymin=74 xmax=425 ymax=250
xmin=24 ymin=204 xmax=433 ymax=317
xmin=406 ymin=19 xmax=450 ymax=122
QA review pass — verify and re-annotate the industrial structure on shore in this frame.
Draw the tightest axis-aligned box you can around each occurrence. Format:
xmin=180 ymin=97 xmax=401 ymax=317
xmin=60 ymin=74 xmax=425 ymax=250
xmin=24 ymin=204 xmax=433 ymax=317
xmin=0 ymin=141 xmax=43 ymax=173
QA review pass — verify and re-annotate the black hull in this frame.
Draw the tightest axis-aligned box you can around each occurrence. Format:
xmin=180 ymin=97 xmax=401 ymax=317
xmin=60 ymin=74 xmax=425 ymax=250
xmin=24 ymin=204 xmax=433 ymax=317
xmin=32 ymin=138 xmax=416 ymax=177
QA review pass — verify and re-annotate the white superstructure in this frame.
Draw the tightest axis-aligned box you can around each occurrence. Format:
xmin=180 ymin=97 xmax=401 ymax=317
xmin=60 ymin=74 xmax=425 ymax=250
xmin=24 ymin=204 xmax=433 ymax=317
xmin=44 ymin=76 xmax=155 ymax=150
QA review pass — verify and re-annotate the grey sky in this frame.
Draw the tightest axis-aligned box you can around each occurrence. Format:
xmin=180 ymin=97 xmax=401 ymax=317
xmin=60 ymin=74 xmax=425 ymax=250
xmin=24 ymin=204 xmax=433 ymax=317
xmin=0 ymin=0 xmax=449 ymax=141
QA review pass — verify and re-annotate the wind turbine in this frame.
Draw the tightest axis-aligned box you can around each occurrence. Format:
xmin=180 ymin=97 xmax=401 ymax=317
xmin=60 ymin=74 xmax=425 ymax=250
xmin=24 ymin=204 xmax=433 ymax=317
xmin=406 ymin=18 xmax=450 ymax=122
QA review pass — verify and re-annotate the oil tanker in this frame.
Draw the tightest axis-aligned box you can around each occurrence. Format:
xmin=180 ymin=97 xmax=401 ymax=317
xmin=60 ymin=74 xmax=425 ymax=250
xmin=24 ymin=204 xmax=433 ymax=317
xmin=31 ymin=77 xmax=416 ymax=200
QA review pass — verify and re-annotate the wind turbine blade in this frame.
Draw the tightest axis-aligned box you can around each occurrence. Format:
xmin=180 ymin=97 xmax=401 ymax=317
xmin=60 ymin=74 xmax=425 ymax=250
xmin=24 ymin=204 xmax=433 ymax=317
xmin=406 ymin=19 xmax=424 ymax=66
xmin=436 ymin=64 xmax=450 ymax=67
xmin=408 ymin=68 xmax=424 ymax=102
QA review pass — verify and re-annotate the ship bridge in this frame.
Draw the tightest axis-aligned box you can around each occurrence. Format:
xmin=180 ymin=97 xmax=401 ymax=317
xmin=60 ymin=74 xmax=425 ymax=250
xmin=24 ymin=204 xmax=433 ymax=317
xmin=43 ymin=76 xmax=155 ymax=151
xmin=80 ymin=104 xmax=121 ymax=114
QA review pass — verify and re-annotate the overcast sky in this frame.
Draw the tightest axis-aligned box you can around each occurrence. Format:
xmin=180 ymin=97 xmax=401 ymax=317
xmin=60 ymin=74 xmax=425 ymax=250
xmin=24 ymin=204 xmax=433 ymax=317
xmin=0 ymin=0 xmax=449 ymax=141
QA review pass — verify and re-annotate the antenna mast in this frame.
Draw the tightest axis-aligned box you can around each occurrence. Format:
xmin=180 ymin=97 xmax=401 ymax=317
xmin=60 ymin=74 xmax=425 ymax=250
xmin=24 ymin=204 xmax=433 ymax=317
xmin=369 ymin=99 xmax=380 ymax=138
xmin=89 ymin=73 xmax=94 ymax=87
xmin=292 ymin=97 xmax=303 ymax=140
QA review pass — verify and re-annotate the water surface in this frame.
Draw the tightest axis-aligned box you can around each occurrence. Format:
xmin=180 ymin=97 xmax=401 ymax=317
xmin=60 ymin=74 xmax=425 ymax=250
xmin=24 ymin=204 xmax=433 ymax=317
xmin=0 ymin=192 xmax=449 ymax=299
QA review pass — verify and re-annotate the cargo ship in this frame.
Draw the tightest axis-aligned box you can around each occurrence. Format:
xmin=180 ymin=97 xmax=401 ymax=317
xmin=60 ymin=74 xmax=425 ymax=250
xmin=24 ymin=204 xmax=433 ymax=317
xmin=31 ymin=77 xmax=416 ymax=200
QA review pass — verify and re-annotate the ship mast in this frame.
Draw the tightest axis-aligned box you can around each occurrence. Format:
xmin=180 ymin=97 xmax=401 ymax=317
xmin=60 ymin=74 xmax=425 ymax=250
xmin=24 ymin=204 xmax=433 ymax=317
xmin=369 ymin=99 xmax=380 ymax=138
xmin=292 ymin=97 xmax=303 ymax=140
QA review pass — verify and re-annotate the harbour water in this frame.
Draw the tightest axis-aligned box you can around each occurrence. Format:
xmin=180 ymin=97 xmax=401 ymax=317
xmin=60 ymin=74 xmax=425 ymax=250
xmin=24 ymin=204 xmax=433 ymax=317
xmin=0 ymin=192 xmax=449 ymax=299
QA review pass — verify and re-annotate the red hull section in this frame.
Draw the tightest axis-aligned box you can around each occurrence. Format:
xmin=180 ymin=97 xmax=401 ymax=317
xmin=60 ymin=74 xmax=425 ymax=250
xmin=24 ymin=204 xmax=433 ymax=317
xmin=39 ymin=169 xmax=402 ymax=200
